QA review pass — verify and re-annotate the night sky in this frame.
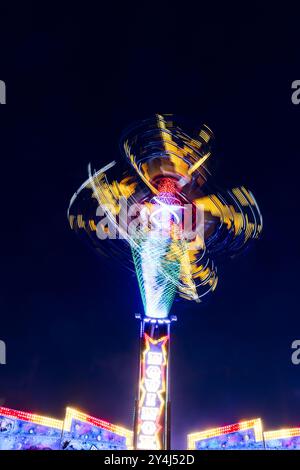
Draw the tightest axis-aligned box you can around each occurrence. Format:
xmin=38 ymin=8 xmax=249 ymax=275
xmin=0 ymin=3 xmax=300 ymax=449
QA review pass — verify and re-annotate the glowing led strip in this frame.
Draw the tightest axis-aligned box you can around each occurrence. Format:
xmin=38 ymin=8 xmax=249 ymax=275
xmin=188 ymin=152 xmax=211 ymax=175
xmin=187 ymin=418 xmax=263 ymax=449
xmin=137 ymin=334 xmax=169 ymax=450
xmin=0 ymin=406 xmax=63 ymax=430
xmin=131 ymin=236 xmax=180 ymax=319
xmin=63 ymin=407 xmax=133 ymax=448
xmin=264 ymin=427 xmax=300 ymax=440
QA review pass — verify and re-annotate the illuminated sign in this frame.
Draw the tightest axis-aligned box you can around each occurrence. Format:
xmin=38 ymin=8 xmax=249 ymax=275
xmin=0 ymin=406 xmax=62 ymax=429
xmin=0 ymin=406 xmax=63 ymax=450
xmin=264 ymin=427 xmax=300 ymax=449
xmin=136 ymin=333 xmax=169 ymax=449
xmin=63 ymin=407 xmax=133 ymax=450
xmin=0 ymin=406 xmax=133 ymax=450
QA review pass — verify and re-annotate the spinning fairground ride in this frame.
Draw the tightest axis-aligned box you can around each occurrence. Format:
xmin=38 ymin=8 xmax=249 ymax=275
xmin=68 ymin=114 xmax=262 ymax=450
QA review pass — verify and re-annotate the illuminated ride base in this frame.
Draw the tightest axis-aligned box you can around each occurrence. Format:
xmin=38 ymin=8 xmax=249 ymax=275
xmin=2 ymin=405 xmax=300 ymax=451
xmin=188 ymin=419 xmax=300 ymax=451
xmin=0 ymin=119 xmax=298 ymax=452
xmin=0 ymin=406 xmax=133 ymax=450
xmin=133 ymin=315 xmax=176 ymax=450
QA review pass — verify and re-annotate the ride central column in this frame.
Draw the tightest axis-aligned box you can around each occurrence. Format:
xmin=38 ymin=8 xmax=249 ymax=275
xmin=134 ymin=315 xmax=175 ymax=450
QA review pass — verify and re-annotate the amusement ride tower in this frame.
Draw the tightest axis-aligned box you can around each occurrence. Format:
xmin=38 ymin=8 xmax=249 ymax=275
xmin=68 ymin=114 xmax=262 ymax=450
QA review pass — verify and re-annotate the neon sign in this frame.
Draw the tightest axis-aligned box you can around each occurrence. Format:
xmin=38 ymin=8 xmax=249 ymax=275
xmin=136 ymin=333 xmax=169 ymax=449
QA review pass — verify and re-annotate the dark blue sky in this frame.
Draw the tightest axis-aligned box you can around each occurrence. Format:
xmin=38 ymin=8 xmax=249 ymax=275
xmin=0 ymin=3 xmax=299 ymax=449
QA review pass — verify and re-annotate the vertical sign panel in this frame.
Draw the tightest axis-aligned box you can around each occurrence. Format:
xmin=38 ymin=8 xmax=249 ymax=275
xmin=136 ymin=333 xmax=169 ymax=449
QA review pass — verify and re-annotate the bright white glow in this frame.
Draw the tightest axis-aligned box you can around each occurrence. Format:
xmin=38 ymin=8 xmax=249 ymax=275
xmin=147 ymin=352 xmax=163 ymax=365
